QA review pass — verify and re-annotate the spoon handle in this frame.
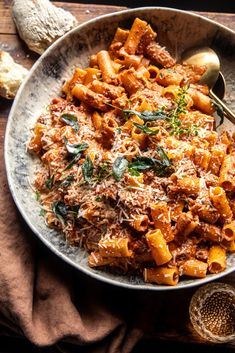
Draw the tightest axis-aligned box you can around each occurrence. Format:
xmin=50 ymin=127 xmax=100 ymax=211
xmin=209 ymin=90 xmax=235 ymax=125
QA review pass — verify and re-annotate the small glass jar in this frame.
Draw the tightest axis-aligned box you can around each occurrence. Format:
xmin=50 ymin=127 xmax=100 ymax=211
xmin=189 ymin=282 xmax=235 ymax=343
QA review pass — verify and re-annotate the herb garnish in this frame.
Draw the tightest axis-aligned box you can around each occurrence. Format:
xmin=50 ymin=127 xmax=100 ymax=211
xmin=112 ymin=156 xmax=128 ymax=181
xmin=133 ymin=123 xmax=159 ymax=135
xmin=63 ymin=138 xmax=89 ymax=171
xmin=52 ymin=201 xmax=68 ymax=225
xmin=95 ymin=161 xmax=111 ymax=182
xmin=63 ymin=154 xmax=81 ymax=171
xmin=70 ymin=204 xmax=80 ymax=216
xmin=124 ymin=108 xmax=167 ymax=121
xmin=59 ymin=175 xmax=75 ymax=188
xmin=212 ymin=100 xmax=224 ymax=127
xmin=165 ymin=86 xmax=199 ymax=137
xmin=106 ymin=92 xmax=198 ymax=137
xmin=52 ymin=201 xmax=80 ymax=224
xmin=64 ymin=138 xmax=89 ymax=155
xmin=82 ymin=156 xmax=94 ymax=183
xmin=35 ymin=190 xmax=41 ymax=200
xmin=128 ymin=146 xmax=173 ymax=176
xmin=39 ymin=209 xmax=46 ymax=217
xmin=45 ymin=175 xmax=54 ymax=190
xmin=106 ymin=102 xmax=167 ymax=122
xmin=61 ymin=113 xmax=79 ymax=132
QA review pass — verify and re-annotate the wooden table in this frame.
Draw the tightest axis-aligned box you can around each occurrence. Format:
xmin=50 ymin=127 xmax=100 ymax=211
xmin=0 ymin=1 xmax=235 ymax=349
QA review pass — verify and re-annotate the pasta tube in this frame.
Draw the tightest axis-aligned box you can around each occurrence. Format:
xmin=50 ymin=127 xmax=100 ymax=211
xmin=222 ymin=221 xmax=235 ymax=241
xmin=182 ymin=259 xmax=208 ymax=278
xmin=188 ymin=87 xmax=215 ymax=115
xmin=131 ymin=126 xmax=147 ymax=149
xmin=219 ymin=153 xmax=235 ymax=191
xmin=170 ymin=175 xmax=200 ymax=195
xmin=72 ymin=84 xmax=108 ymax=111
xmin=124 ymin=18 xmax=148 ymax=54
xmin=144 ymin=267 xmax=179 ymax=286
xmin=97 ymin=50 xmax=116 ymax=83
xmin=145 ymin=229 xmax=172 ymax=265
xmin=151 ymin=202 xmax=174 ymax=242
xmin=111 ymin=27 xmax=130 ymax=45
xmin=118 ymin=138 xmax=139 ymax=161
xmin=133 ymin=215 xmax=149 ymax=232
xmin=90 ymin=79 xmax=125 ymax=99
xmin=208 ymin=245 xmax=226 ymax=273
xmin=88 ymin=252 xmax=115 ymax=267
xmin=83 ymin=67 xmax=101 ymax=85
xmin=98 ymin=238 xmax=132 ymax=257
xmin=208 ymin=145 xmax=226 ymax=175
xmin=209 ymin=186 xmax=233 ymax=224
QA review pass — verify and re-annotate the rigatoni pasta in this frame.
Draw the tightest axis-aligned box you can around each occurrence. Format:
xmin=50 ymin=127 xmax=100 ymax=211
xmin=28 ymin=18 xmax=235 ymax=286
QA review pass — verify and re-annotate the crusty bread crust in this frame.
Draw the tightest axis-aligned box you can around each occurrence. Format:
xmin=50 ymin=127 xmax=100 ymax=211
xmin=0 ymin=51 xmax=28 ymax=99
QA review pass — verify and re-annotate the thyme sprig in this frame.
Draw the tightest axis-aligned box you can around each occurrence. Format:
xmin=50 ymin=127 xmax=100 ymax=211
xmin=165 ymin=86 xmax=198 ymax=137
xmin=94 ymin=161 xmax=112 ymax=182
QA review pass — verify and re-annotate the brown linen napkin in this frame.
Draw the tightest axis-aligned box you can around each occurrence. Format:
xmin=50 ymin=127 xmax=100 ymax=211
xmin=0 ymin=150 xmax=159 ymax=353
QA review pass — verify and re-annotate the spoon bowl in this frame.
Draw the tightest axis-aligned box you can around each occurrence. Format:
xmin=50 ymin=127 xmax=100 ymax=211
xmin=182 ymin=47 xmax=220 ymax=89
xmin=182 ymin=46 xmax=235 ymax=124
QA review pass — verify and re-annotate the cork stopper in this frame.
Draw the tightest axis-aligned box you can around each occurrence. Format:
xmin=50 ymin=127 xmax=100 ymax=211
xmin=189 ymin=282 xmax=235 ymax=343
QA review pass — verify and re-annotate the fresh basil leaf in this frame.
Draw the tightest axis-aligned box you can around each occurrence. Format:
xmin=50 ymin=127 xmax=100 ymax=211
xmin=133 ymin=123 xmax=159 ymax=135
xmin=105 ymin=102 xmax=167 ymax=122
xmin=82 ymin=156 xmax=94 ymax=183
xmin=129 ymin=157 xmax=155 ymax=171
xmin=61 ymin=113 xmax=79 ymax=132
xmin=112 ymin=156 xmax=128 ymax=181
xmin=156 ymin=145 xmax=171 ymax=167
xmin=128 ymin=146 xmax=173 ymax=177
xmin=60 ymin=175 xmax=75 ymax=188
xmin=63 ymin=139 xmax=89 ymax=171
xmin=52 ymin=200 xmax=68 ymax=225
xmin=128 ymin=168 xmax=140 ymax=176
xmin=123 ymin=109 xmax=167 ymax=121
xmin=64 ymin=137 xmax=89 ymax=155
xmin=45 ymin=175 xmax=54 ymax=189
xmin=63 ymin=153 xmax=81 ymax=171
xmin=70 ymin=204 xmax=80 ymax=217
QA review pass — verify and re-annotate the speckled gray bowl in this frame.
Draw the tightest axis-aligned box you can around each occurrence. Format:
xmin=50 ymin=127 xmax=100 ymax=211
xmin=5 ymin=7 xmax=235 ymax=290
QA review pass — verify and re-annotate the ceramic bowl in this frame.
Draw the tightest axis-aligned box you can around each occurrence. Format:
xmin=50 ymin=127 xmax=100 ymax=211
xmin=5 ymin=7 xmax=235 ymax=290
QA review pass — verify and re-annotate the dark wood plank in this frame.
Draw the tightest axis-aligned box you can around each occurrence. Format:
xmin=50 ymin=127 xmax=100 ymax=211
xmin=0 ymin=34 xmax=39 ymax=68
xmin=0 ymin=1 xmax=235 ymax=35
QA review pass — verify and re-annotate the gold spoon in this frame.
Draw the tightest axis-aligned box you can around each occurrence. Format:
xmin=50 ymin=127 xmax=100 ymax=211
xmin=182 ymin=47 xmax=235 ymax=124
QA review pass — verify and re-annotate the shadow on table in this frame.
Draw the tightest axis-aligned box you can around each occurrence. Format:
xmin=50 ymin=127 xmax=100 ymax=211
xmin=0 ymin=335 xmax=235 ymax=353
xmin=56 ymin=0 xmax=235 ymax=14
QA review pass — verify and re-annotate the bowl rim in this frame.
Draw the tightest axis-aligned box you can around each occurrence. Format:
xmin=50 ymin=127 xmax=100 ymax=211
xmin=4 ymin=6 xmax=235 ymax=291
